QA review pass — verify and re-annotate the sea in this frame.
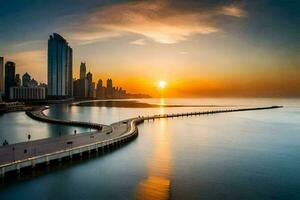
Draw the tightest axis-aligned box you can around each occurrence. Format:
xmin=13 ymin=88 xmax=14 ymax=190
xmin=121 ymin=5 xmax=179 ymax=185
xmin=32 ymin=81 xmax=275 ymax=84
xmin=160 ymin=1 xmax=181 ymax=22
xmin=0 ymin=98 xmax=299 ymax=200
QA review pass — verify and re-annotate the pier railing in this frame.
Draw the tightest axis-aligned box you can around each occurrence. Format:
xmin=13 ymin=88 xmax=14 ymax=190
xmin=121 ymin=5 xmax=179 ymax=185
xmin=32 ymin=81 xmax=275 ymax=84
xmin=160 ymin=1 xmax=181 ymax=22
xmin=26 ymin=107 xmax=103 ymax=130
xmin=0 ymin=117 xmax=143 ymax=177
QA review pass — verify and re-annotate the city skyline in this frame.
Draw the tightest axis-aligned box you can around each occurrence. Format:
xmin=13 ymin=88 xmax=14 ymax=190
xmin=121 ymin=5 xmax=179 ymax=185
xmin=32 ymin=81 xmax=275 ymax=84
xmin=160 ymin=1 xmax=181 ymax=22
xmin=1 ymin=2 xmax=300 ymax=199
xmin=1 ymin=0 xmax=300 ymax=97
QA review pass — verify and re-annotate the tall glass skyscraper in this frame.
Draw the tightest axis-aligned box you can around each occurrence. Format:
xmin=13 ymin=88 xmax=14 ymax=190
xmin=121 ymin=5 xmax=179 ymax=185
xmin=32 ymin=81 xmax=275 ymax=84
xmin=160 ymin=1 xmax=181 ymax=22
xmin=80 ymin=62 xmax=86 ymax=80
xmin=48 ymin=33 xmax=73 ymax=97
xmin=4 ymin=61 xmax=16 ymax=98
xmin=0 ymin=57 xmax=4 ymax=95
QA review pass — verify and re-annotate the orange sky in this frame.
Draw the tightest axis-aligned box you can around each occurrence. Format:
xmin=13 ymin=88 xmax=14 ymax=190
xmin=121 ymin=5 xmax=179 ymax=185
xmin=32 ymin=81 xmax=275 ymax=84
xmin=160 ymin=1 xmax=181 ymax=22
xmin=2 ymin=0 xmax=300 ymax=97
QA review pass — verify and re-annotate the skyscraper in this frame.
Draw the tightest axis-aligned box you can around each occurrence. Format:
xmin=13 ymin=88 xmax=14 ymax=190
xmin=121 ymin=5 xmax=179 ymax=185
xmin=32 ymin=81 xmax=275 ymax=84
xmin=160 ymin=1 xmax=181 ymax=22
xmin=96 ymin=79 xmax=104 ymax=98
xmin=73 ymin=79 xmax=88 ymax=98
xmin=97 ymin=79 xmax=103 ymax=88
xmin=106 ymin=78 xmax=113 ymax=98
xmin=15 ymin=74 xmax=21 ymax=87
xmin=48 ymin=33 xmax=73 ymax=97
xmin=87 ymin=72 xmax=95 ymax=98
xmin=67 ymin=47 xmax=73 ymax=96
xmin=80 ymin=62 xmax=86 ymax=80
xmin=87 ymin=72 xmax=92 ymax=85
xmin=0 ymin=57 xmax=4 ymax=95
xmin=5 ymin=61 xmax=16 ymax=98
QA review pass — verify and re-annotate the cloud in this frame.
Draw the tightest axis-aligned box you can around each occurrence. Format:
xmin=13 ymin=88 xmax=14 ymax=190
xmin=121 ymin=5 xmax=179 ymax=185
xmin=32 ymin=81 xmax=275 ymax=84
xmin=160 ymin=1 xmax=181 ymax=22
xmin=66 ymin=0 xmax=246 ymax=45
xmin=221 ymin=5 xmax=247 ymax=17
xmin=130 ymin=39 xmax=146 ymax=45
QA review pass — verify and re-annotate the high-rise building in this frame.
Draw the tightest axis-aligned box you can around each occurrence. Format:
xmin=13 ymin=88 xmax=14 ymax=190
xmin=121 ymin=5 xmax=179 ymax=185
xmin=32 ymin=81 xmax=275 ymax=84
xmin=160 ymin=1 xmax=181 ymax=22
xmin=86 ymin=72 xmax=95 ymax=98
xmin=15 ymin=74 xmax=21 ymax=87
xmin=48 ymin=33 xmax=73 ymax=97
xmin=87 ymin=72 xmax=92 ymax=84
xmin=5 ymin=61 xmax=16 ymax=98
xmin=67 ymin=47 xmax=73 ymax=96
xmin=0 ymin=57 xmax=4 ymax=95
xmin=96 ymin=79 xmax=105 ymax=98
xmin=73 ymin=79 xmax=88 ymax=98
xmin=106 ymin=78 xmax=113 ymax=98
xmin=22 ymin=72 xmax=31 ymax=87
xmin=80 ymin=62 xmax=86 ymax=80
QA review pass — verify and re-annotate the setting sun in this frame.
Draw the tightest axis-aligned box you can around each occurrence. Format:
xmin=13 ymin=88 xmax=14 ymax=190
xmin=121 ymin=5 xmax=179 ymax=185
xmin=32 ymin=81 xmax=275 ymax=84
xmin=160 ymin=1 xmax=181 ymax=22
xmin=158 ymin=80 xmax=167 ymax=89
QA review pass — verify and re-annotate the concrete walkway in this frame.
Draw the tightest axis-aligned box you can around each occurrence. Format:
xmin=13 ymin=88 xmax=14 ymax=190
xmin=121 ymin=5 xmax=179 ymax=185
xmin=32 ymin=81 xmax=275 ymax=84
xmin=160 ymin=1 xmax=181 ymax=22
xmin=0 ymin=105 xmax=282 ymax=176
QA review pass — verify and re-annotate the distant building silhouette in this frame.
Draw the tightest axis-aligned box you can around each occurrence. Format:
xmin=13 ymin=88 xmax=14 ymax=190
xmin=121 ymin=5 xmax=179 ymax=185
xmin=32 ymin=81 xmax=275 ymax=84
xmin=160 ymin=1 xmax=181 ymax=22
xmin=5 ymin=61 xmax=16 ymax=98
xmin=73 ymin=79 xmax=88 ymax=98
xmin=80 ymin=62 xmax=86 ymax=80
xmin=96 ymin=79 xmax=105 ymax=98
xmin=15 ymin=74 xmax=21 ymax=87
xmin=73 ymin=65 xmax=149 ymax=100
xmin=106 ymin=78 xmax=113 ymax=98
xmin=73 ymin=62 xmax=89 ymax=99
xmin=0 ymin=57 xmax=4 ymax=95
xmin=87 ymin=72 xmax=95 ymax=98
xmin=22 ymin=72 xmax=31 ymax=87
xmin=29 ymin=78 xmax=38 ymax=87
xmin=48 ymin=33 xmax=73 ymax=98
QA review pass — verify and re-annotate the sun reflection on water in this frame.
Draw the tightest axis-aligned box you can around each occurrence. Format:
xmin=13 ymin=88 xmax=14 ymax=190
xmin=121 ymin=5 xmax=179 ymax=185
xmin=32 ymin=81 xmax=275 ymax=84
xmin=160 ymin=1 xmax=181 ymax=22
xmin=135 ymin=118 xmax=172 ymax=200
xmin=159 ymin=98 xmax=166 ymax=115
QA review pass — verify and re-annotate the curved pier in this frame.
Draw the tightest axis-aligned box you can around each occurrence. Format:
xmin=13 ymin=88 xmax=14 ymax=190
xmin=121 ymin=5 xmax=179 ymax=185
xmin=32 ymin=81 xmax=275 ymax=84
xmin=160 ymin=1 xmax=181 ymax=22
xmin=0 ymin=105 xmax=282 ymax=178
xmin=26 ymin=107 xmax=104 ymax=130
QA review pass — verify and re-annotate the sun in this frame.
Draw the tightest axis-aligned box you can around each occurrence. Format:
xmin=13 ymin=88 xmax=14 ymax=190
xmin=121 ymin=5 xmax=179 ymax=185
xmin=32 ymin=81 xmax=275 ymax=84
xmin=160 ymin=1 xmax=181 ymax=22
xmin=158 ymin=80 xmax=167 ymax=89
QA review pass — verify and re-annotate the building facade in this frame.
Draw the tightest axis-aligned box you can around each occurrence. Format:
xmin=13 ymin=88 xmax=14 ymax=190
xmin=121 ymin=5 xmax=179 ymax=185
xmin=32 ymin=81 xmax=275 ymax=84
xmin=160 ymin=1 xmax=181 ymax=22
xmin=22 ymin=73 xmax=31 ymax=87
xmin=80 ymin=62 xmax=86 ymax=80
xmin=10 ymin=87 xmax=46 ymax=100
xmin=86 ymin=72 xmax=95 ymax=98
xmin=73 ymin=79 xmax=88 ymax=98
xmin=5 ymin=61 xmax=16 ymax=98
xmin=48 ymin=33 xmax=73 ymax=97
xmin=106 ymin=79 xmax=113 ymax=98
xmin=15 ymin=74 xmax=21 ymax=87
xmin=96 ymin=79 xmax=105 ymax=98
xmin=0 ymin=57 xmax=4 ymax=95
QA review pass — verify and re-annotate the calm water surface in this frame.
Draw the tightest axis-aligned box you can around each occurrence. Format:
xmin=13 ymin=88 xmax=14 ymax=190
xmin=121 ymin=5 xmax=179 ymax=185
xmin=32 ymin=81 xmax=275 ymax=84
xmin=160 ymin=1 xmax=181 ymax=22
xmin=0 ymin=98 xmax=300 ymax=199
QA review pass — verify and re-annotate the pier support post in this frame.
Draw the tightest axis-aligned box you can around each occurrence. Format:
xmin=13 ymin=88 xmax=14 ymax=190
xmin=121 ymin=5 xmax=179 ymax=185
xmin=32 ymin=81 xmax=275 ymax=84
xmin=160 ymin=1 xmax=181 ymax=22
xmin=1 ymin=167 xmax=5 ymax=178
xmin=17 ymin=164 xmax=20 ymax=174
xmin=46 ymin=156 xmax=50 ymax=165
xmin=31 ymin=160 xmax=36 ymax=168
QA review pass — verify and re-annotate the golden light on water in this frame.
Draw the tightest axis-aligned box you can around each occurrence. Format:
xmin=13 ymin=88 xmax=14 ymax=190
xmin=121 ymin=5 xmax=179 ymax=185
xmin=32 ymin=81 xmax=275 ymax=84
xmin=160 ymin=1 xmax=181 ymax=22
xmin=135 ymin=118 xmax=171 ymax=200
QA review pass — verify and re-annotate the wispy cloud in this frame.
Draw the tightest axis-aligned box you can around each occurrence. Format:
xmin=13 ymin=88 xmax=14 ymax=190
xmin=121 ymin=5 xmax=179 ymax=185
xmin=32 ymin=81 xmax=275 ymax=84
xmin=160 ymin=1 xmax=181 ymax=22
xmin=66 ymin=0 xmax=246 ymax=45
xmin=130 ymin=39 xmax=146 ymax=45
xmin=221 ymin=5 xmax=247 ymax=17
